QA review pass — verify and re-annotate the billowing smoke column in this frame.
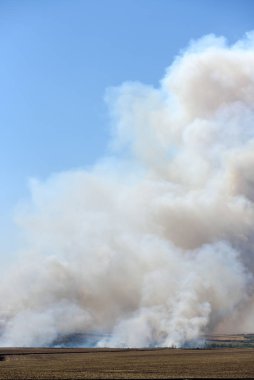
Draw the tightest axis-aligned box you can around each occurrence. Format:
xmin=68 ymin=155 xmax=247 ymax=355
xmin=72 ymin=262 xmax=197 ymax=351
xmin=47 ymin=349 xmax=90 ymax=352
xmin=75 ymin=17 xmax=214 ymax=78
xmin=1 ymin=33 xmax=254 ymax=348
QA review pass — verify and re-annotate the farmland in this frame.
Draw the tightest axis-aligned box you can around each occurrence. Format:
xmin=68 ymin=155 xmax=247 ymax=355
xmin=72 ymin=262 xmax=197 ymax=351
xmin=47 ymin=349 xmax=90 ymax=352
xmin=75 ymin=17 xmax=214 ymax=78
xmin=0 ymin=345 xmax=254 ymax=379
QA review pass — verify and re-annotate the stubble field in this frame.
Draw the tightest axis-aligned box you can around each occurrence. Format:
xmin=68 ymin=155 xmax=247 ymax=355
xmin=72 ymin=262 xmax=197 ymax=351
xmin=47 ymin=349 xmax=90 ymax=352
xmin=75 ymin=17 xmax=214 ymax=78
xmin=0 ymin=346 xmax=254 ymax=379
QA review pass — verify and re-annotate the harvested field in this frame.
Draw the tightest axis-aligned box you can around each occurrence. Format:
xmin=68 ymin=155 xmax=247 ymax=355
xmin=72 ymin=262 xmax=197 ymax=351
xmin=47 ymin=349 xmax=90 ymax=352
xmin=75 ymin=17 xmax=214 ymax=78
xmin=0 ymin=347 xmax=253 ymax=379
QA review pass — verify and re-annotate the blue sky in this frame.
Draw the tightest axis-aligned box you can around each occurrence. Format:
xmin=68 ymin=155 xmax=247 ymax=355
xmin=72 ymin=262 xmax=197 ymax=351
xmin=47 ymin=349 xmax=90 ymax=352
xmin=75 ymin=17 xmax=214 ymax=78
xmin=0 ymin=0 xmax=253 ymax=253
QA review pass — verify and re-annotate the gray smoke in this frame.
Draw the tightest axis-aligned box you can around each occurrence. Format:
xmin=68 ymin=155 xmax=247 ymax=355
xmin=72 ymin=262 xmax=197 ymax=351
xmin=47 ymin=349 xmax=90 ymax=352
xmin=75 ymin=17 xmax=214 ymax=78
xmin=1 ymin=33 xmax=254 ymax=347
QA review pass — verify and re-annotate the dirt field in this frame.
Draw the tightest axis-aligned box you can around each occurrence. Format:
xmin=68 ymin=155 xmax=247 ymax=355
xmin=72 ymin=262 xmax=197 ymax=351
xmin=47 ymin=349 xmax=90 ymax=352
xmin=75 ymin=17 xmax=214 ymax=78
xmin=0 ymin=347 xmax=254 ymax=379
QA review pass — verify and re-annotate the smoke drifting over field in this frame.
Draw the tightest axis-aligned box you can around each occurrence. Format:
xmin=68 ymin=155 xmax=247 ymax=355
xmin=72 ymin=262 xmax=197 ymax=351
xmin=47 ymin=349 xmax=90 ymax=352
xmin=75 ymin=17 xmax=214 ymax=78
xmin=1 ymin=33 xmax=254 ymax=348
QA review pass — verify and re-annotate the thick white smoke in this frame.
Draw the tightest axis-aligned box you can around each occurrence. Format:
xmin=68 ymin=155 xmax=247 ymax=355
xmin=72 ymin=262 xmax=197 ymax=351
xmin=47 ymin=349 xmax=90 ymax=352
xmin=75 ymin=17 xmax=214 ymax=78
xmin=1 ymin=33 xmax=254 ymax=347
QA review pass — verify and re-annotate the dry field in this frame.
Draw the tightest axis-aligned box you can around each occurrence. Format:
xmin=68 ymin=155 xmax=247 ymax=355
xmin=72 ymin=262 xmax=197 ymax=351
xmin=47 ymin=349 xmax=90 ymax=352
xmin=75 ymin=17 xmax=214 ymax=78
xmin=0 ymin=346 xmax=254 ymax=379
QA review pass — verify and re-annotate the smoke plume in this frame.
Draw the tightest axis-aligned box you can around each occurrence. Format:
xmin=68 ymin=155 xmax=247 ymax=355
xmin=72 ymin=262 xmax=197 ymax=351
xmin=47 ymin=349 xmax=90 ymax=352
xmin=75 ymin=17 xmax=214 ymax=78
xmin=1 ymin=33 xmax=254 ymax=347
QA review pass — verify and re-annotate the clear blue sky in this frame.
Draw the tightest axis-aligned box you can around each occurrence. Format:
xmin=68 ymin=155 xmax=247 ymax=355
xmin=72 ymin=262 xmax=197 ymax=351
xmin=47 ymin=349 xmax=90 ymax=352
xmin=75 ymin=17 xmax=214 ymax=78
xmin=0 ymin=0 xmax=253 ymax=253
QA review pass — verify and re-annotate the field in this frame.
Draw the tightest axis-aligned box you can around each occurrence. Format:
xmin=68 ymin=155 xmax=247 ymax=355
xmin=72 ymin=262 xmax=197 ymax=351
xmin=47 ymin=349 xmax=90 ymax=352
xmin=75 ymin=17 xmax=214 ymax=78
xmin=0 ymin=346 xmax=254 ymax=379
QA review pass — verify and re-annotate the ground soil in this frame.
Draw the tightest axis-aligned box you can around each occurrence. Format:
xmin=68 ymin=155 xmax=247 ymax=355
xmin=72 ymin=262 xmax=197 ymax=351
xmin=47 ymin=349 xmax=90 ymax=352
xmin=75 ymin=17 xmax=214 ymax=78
xmin=0 ymin=347 xmax=253 ymax=379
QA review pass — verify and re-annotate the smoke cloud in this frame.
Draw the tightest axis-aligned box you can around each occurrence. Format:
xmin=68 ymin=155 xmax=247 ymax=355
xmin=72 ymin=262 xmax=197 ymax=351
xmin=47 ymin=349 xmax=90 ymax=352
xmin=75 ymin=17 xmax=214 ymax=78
xmin=1 ymin=33 xmax=254 ymax=347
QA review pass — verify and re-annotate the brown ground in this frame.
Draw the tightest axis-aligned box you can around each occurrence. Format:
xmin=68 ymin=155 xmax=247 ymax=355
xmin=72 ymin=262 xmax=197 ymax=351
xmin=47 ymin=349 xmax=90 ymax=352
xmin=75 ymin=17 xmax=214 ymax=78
xmin=0 ymin=347 xmax=253 ymax=379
